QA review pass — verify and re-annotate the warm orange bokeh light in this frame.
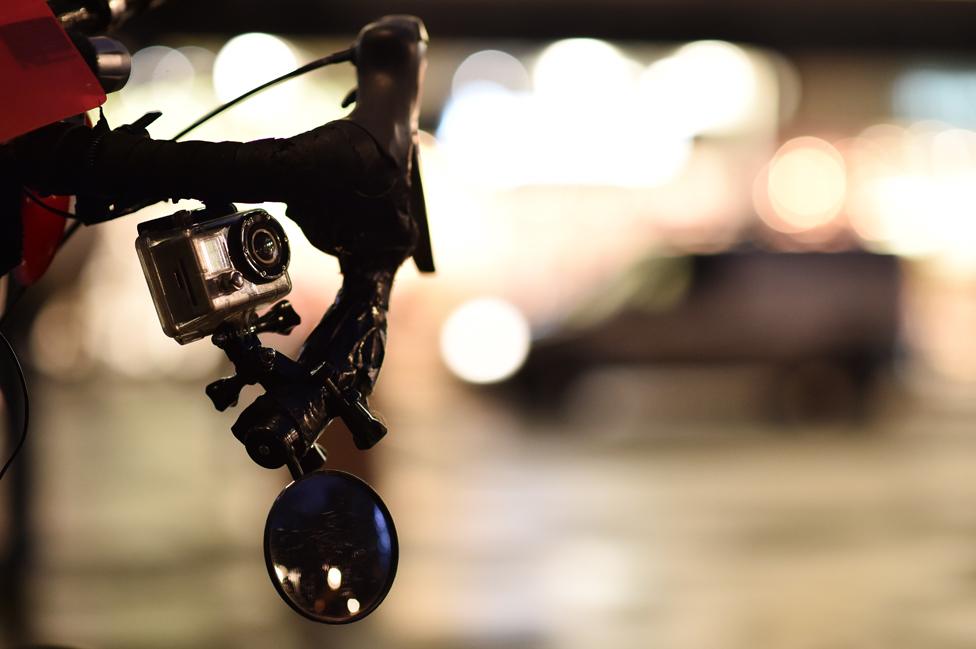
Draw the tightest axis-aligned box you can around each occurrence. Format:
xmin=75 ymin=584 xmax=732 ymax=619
xmin=756 ymin=136 xmax=847 ymax=236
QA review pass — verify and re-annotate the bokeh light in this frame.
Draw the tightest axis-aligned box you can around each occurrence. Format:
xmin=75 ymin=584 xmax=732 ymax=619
xmin=438 ymin=38 xmax=695 ymax=188
xmin=212 ymin=33 xmax=300 ymax=115
xmin=439 ymin=298 xmax=531 ymax=383
xmin=844 ymin=123 xmax=976 ymax=267
xmin=640 ymin=40 xmax=760 ymax=137
xmin=532 ymin=38 xmax=639 ymax=107
xmin=757 ymin=137 xmax=847 ymax=235
xmin=327 ymin=566 xmax=342 ymax=590
xmin=452 ymin=49 xmax=531 ymax=95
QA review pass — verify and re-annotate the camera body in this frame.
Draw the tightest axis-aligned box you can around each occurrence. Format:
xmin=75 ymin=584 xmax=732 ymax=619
xmin=136 ymin=206 xmax=292 ymax=344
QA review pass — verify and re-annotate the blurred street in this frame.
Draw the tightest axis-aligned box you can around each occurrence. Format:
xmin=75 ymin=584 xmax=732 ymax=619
xmin=9 ymin=364 xmax=976 ymax=649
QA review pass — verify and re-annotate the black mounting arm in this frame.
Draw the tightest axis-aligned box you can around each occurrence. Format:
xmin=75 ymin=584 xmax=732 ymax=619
xmin=206 ymin=299 xmax=387 ymax=478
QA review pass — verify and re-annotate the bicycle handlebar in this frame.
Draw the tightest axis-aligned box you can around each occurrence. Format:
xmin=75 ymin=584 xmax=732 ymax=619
xmin=4 ymin=15 xmax=433 ymax=471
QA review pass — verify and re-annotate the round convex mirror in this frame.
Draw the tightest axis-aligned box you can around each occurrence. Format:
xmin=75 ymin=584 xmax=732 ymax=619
xmin=264 ymin=470 xmax=398 ymax=623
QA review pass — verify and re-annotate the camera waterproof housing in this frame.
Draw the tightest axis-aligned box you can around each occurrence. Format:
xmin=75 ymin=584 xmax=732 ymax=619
xmin=136 ymin=206 xmax=292 ymax=344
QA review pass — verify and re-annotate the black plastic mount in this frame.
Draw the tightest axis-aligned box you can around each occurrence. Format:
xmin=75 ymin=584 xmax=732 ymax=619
xmin=207 ymin=300 xmax=387 ymax=478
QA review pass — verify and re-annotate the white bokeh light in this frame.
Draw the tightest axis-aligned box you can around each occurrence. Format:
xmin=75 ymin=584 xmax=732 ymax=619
xmin=440 ymin=298 xmax=531 ymax=384
xmin=845 ymin=124 xmax=976 ymax=266
xmin=327 ymin=566 xmax=342 ymax=591
xmin=452 ymin=49 xmax=531 ymax=95
xmin=533 ymin=38 xmax=639 ymax=106
xmin=438 ymin=39 xmax=693 ymax=188
xmin=640 ymin=40 xmax=759 ymax=136
xmin=437 ymin=83 xmax=531 ymax=188
xmin=762 ymin=136 xmax=847 ymax=233
xmin=212 ymin=33 xmax=299 ymax=115
xmin=128 ymin=46 xmax=175 ymax=87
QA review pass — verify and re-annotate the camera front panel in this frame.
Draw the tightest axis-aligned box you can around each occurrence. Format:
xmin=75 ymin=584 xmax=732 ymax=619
xmin=137 ymin=208 xmax=292 ymax=344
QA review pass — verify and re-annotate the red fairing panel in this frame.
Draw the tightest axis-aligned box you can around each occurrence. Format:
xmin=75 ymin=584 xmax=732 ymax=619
xmin=0 ymin=0 xmax=105 ymax=142
xmin=16 ymin=192 xmax=67 ymax=285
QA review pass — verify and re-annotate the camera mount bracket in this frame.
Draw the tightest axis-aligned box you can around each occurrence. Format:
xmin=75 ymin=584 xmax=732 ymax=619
xmin=207 ymin=299 xmax=387 ymax=479
xmin=206 ymin=299 xmax=303 ymax=411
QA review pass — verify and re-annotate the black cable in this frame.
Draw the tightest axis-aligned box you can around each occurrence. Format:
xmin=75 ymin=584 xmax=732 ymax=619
xmin=6 ymin=47 xmax=356 ymax=318
xmin=60 ymin=220 xmax=83 ymax=247
xmin=21 ymin=187 xmax=78 ymax=220
xmin=0 ymin=331 xmax=29 ymax=481
xmin=172 ymin=48 xmax=354 ymax=141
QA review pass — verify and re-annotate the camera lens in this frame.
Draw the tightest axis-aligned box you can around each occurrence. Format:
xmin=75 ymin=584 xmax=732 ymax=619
xmin=251 ymin=228 xmax=280 ymax=266
xmin=231 ymin=210 xmax=290 ymax=283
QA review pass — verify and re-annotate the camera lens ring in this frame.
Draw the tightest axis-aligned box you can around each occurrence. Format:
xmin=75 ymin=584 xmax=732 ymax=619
xmin=250 ymin=227 xmax=281 ymax=266
xmin=229 ymin=211 xmax=290 ymax=284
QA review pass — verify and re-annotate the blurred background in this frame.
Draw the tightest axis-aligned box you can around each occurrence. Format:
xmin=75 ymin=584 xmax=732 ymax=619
xmin=6 ymin=1 xmax=976 ymax=647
